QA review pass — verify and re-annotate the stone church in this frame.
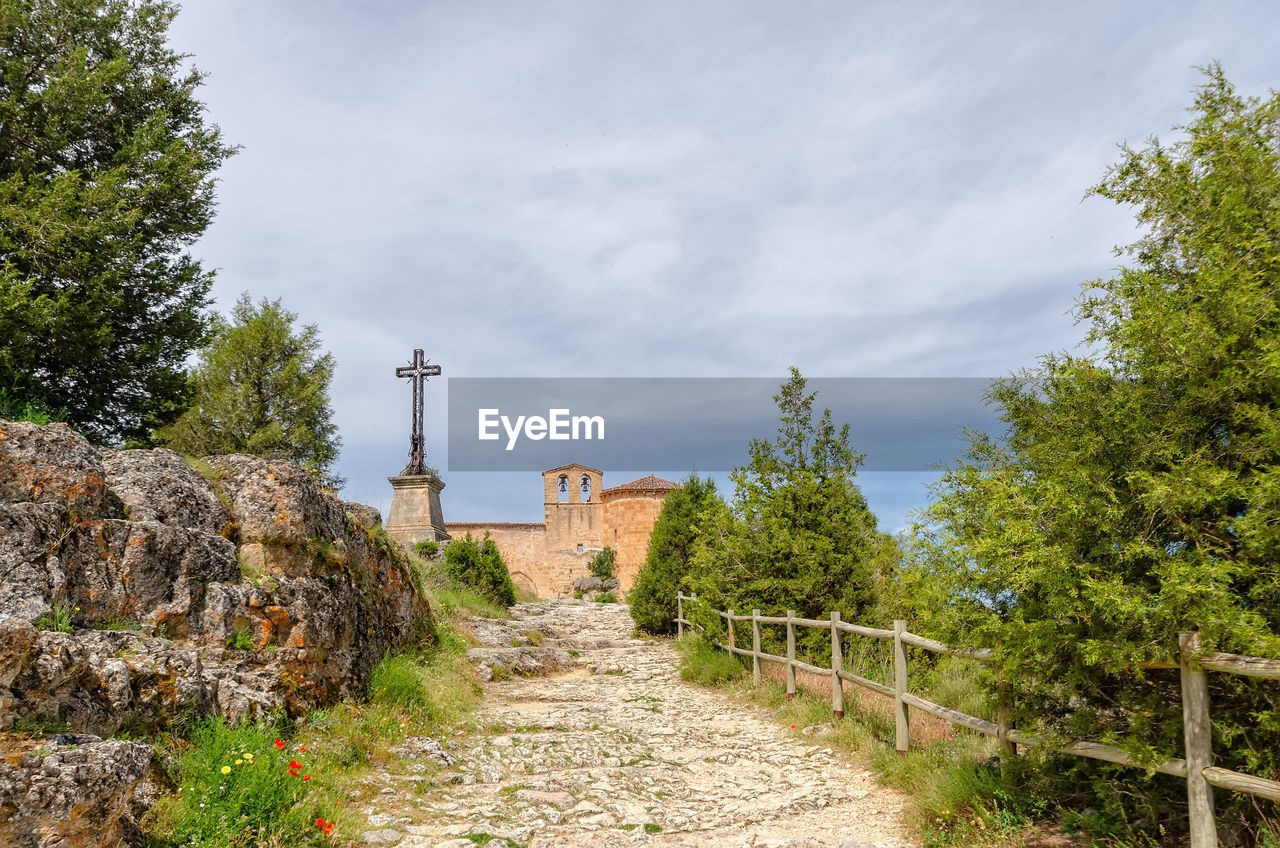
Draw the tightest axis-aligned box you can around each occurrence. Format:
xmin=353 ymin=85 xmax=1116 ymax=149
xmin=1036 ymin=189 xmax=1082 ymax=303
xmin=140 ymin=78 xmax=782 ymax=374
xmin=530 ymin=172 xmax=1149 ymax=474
xmin=445 ymin=463 xmax=677 ymax=599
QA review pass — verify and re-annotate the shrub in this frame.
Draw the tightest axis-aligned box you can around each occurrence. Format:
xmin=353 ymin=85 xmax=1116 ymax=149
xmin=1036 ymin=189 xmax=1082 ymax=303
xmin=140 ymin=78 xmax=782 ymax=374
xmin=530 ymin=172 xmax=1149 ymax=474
xmin=413 ymin=540 xmax=440 ymax=558
xmin=594 ymin=592 xmax=616 ymax=604
xmin=628 ymin=473 xmax=720 ymax=635
xmin=587 ymin=546 xmax=616 ymax=580
xmin=443 ymin=532 xmax=516 ymax=608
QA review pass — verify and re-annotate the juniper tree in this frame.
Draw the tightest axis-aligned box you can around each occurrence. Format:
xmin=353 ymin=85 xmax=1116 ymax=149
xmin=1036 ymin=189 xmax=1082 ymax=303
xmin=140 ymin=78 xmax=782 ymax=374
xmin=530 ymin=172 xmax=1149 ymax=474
xmin=908 ymin=66 xmax=1280 ymax=840
xmin=157 ymin=294 xmax=341 ymax=481
xmin=690 ymin=368 xmax=893 ymax=655
xmin=628 ymin=473 xmax=721 ymax=635
xmin=0 ymin=0 xmax=234 ymax=442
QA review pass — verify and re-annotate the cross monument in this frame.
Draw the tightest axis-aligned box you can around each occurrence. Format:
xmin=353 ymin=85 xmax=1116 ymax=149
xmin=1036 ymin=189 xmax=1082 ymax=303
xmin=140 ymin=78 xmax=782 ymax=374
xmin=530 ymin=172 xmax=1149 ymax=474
xmin=395 ymin=348 xmax=441 ymax=476
xmin=384 ymin=349 xmax=450 ymax=546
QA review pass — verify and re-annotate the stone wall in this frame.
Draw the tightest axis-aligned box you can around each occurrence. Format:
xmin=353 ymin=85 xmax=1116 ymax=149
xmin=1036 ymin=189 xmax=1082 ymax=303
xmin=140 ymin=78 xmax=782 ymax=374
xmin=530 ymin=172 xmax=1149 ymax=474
xmin=602 ymin=490 xmax=670 ymax=593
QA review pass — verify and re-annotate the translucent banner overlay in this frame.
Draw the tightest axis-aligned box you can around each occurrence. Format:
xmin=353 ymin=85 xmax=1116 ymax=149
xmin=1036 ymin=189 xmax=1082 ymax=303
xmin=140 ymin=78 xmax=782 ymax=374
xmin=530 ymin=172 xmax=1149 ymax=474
xmin=446 ymin=377 xmax=1004 ymax=472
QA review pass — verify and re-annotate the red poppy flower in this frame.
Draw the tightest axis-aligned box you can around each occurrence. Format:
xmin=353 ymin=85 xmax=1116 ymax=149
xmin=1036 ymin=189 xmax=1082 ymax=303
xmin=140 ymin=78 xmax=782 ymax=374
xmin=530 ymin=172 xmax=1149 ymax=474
xmin=289 ymin=768 xmax=299 ymax=777
xmin=324 ymin=823 xmax=334 ymax=835
xmin=274 ymin=738 xmax=286 ymax=749
xmin=289 ymin=760 xmax=302 ymax=769
xmin=316 ymin=817 xmax=326 ymax=827
xmin=303 ymin=775 xmax=311 ymax=781
xmin=300 ymin=746 xmax=308 ymax=753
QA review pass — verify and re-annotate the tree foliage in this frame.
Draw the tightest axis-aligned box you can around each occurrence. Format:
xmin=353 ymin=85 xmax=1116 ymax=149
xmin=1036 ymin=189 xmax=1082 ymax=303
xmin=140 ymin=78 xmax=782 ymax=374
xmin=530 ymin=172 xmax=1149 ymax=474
xmin=157 ymin=293 xmax=340 ymax=479
xmin=907 ymin=66 xmax=1280 ymax=840
xmin=587 ymin=546 xmax=616 ymax=580
xmin=0 ymin=0 xmax=235 ymax=443
xmin=628 ymin=473 xmax=721 ymax=635
xmin=690 ymin=368 xmax=894 ymax=654
xmin=443 ymin=532 xmax=517 ymax=608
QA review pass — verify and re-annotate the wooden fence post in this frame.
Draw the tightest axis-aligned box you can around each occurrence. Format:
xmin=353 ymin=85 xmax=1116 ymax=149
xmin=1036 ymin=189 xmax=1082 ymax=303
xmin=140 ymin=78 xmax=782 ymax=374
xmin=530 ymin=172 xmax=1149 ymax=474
xmin=1180 ymin=631 xmax=1217 ymax=848
xmin=727 ymin=610 xmax=736 ymax=654
xmin=676 ymin=593 xmax=684 ymax=639
xmin=752 ymin=610 xmax=761 ymax=687
xmin=786 ymin=610 xmax=797 ymax=700
xmin=831 ymin=611 xmax=844 ymax=719
xmin=894 ymin=619 xmax=909 ymax=753
xmin=997 ymin=671 xmax=1016 ymax=764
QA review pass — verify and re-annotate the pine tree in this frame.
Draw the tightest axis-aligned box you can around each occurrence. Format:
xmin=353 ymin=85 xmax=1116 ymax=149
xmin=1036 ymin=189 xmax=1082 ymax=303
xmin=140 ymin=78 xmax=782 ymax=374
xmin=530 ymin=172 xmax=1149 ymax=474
xmin=628 ymin=473 xmax=720 ymax=635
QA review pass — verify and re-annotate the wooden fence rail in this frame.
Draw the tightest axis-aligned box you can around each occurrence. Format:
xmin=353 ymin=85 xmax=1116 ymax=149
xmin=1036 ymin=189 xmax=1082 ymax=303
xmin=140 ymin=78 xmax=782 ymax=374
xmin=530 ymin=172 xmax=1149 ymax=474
xmin=674 ymin=592 xmax=1280 ymax=848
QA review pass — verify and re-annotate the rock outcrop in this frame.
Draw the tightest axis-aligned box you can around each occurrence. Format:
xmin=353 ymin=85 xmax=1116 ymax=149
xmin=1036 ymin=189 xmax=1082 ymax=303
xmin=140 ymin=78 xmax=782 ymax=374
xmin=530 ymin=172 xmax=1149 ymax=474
xmin=0 ymin=418 xmax=433 ymax=730
xmin=0 ymin=735 xmax=154 ymax=848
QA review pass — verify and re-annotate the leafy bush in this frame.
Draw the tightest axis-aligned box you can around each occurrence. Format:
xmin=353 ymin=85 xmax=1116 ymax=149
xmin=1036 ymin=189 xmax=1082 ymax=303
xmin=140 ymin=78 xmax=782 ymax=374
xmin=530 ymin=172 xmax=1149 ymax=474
xmin=628 ymin=473 xmax=720 ymax=635
xmin=587 ymin=546 xmax=616 ymax=580
xmin=0 ymin=389 xmax=65 ymax=426
xmin=414 ymin=539 xmax=440 ymax=558
xmin=443 ymin=532 xmax=517 ymax=608
xmin=594 ymin=592 xmax=616 ymax=604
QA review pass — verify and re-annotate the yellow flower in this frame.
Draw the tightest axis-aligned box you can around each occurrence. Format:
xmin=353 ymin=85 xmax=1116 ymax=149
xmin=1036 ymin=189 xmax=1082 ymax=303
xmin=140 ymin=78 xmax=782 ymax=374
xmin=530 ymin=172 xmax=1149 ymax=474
xmin=220 ymin=765 xmax=231 ymax=774
xmin=235 ymin=759 xmax=243 ymax=765
xmin=243 ymin=753 xmax=254 ymax=761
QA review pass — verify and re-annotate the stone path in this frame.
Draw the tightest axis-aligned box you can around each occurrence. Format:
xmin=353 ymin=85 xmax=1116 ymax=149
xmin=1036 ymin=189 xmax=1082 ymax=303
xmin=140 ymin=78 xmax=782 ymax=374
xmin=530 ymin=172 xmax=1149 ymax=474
xmin=361 ymin=600 xmax=914 ymax=848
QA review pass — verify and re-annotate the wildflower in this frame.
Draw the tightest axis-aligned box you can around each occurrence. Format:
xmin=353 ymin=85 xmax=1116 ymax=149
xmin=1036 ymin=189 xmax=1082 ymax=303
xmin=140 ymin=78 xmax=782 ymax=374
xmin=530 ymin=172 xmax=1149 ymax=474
xmin=303 ymin=775 xmax=311 ymax=781
xmin=289 ymin=768 xmax=300 ymax=777
xmin=300 ymin=746 xmax=308 ymax=753
xmin=316 ymin=817 xmax=326 ymax=827
xmin=274 ymin=738 xmax=285 ymax=749
xmin=235 ymin=759 xmax=243 ymax=765
xmin=290 ymin=760 xmax=301 ymax=769
xmin=220 ymin=766 xmax=231 ymax=774
xmin=324 ymin=822 xmax=334 ymax=835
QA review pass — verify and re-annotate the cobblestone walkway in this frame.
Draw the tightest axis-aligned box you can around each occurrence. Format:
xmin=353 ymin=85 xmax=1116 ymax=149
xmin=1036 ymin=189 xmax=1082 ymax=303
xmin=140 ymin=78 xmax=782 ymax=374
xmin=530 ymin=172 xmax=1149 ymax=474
xmin=361 ymin=600 xmax=914 ymax=848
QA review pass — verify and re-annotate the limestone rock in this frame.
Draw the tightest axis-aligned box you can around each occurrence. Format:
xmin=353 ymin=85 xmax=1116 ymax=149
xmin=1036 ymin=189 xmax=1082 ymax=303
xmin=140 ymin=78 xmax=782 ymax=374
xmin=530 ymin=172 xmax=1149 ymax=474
xmin=345 ymin=502 xmax=383 ymax=530
xmin=102 ymin=448 xmax=232 ymax=535
xmin=0 ymin=735 xmax=153 ymax=848
xmin=0 ymin=418 xmax=433 ymax=732
xmin=0 ymin=419 xmax=105 ymax=513
xmin=206 ymin=453 xmax=347 ymax=545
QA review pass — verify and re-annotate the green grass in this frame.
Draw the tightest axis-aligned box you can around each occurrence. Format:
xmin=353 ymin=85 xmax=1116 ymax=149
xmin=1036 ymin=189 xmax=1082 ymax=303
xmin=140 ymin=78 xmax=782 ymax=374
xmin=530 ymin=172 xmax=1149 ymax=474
xmin=225 ymin=626 xmax=256 ymax=650
xmin=594 ymin=592 xmax=617 ymax=604
xmin=675 ymin=635 xmax=745 ymax=686
xmin=147 ymin=619 xmax=481 ymax=847
xmin=146 ymin=720 xmax=319 ymax=848
xmin=35 ymin=601 xmax=74 ymax=633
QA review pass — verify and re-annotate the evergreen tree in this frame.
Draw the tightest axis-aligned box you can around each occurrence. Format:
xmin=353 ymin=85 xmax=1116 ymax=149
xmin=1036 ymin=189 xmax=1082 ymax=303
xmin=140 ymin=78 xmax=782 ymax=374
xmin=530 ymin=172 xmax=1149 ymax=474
xmin=0 ymin=0 xmax=235 ymax=443
xmin=628 ymin=473 xmax=720 ymax=635
xmin=909 ymin=66 xmax=1280 ymax=839
xmin=157 ymin=294 xmax=340 ymax=480
xmin=690 ymin=368 xmax=892 ymax=653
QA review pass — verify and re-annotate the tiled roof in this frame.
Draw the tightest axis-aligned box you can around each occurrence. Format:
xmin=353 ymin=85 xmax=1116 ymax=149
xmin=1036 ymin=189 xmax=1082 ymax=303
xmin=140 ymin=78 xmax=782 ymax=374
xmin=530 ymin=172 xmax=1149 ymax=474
xmin=445 ymin=522 xmax=546 ymax=530
xmin=601 ymin=474 xmax=679 ymax=495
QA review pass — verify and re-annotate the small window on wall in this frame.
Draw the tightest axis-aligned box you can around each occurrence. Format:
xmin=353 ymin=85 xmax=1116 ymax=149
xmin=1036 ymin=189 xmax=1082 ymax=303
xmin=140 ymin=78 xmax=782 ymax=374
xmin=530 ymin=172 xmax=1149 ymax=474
xmin=577 ymin=544 xmax=584 ymax=553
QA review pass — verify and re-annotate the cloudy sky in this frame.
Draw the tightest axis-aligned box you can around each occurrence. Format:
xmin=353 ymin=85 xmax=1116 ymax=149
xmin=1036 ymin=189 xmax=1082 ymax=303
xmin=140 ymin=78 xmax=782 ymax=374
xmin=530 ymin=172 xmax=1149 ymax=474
xmin=167 ymin=2 xmax=1280 ymax=530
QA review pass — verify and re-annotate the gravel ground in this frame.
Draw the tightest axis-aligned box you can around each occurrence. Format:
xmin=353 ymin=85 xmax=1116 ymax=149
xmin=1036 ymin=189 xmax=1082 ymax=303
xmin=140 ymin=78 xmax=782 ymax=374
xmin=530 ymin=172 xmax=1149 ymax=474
xmin=357 ymin=600 xmax=915 ymax=848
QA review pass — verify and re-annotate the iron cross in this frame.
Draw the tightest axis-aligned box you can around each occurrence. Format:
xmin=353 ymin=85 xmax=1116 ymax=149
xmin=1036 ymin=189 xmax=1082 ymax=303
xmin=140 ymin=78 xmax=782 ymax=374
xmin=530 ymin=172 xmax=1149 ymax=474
xmin=396 ymin=349 xmax=441 ymax=476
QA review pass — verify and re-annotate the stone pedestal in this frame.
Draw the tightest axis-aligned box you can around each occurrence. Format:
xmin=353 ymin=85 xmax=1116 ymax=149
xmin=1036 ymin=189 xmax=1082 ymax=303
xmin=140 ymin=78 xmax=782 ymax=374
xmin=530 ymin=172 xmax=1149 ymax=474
xmin=385 ymin=474 xmax=450 ymax=546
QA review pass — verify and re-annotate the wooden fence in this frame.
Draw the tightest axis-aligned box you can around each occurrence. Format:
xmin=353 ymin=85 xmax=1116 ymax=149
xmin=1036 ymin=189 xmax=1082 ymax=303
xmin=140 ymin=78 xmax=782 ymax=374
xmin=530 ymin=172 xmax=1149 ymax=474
xmin=674 ymin=592 xmax=1280 ymax=848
